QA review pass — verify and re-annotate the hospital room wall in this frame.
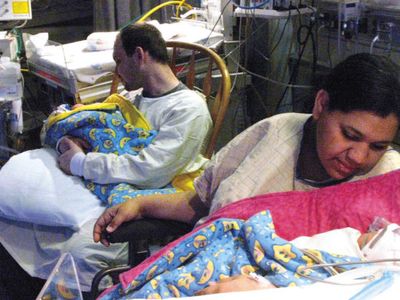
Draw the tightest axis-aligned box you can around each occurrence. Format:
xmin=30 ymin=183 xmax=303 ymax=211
xmin=94 ymin=0 xmax=201 ymax=31
xmin=21 ymin=0 xmax=93 ymax=44
xmin=231 ymin=6 xmax=400 ymax=131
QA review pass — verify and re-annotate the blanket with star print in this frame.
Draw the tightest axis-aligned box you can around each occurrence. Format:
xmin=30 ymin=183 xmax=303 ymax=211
xmin=45 ymin=94 xmax=178 ymax=207
xmin=98 ymin=210 xmax=360 ymax=299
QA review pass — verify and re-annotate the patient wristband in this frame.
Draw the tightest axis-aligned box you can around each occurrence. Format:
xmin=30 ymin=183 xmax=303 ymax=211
xmin=70 ymin=152 xmax=86 ymax=177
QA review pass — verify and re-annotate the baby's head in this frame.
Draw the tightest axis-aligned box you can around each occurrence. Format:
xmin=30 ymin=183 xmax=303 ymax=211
xmin=361 ymin=223 xmax=400 ymax=265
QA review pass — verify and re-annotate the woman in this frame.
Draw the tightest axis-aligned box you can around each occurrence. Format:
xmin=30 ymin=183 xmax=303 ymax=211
xmin=94 ymin=53 xmax=400 ymax=244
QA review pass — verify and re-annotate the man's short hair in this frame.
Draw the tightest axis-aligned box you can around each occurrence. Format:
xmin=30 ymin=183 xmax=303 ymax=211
xmin=120 ymin=23 xmax=169 ymax=64
xmin=322 ymin=53 xmax=400 ymax=121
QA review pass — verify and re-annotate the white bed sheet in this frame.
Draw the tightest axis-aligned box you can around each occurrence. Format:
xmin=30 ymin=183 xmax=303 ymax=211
xmin=26 ymin=20 xmax=224 ymax=87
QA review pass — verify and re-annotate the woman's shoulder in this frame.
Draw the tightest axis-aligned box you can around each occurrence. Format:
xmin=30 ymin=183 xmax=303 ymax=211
xmin=250 ymin=112 xmax=311 ymax=134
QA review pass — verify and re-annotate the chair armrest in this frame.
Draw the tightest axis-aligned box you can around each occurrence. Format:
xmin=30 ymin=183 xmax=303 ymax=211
xmin=92 ymin=219 xmax=194 ymax=298
xmin=103 ymin=218 xmax=193 ymax=243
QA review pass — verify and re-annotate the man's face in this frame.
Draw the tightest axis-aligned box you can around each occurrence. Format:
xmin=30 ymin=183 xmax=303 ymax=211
xmin=315 ymin=109 xmax=398 ymax=179
xmin=113 ymin=36 xmax=143 ymax=91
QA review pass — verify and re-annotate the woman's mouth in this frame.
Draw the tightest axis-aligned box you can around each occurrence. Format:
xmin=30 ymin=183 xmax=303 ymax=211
xmin=336 ymin=159 xmax=356 ymax=177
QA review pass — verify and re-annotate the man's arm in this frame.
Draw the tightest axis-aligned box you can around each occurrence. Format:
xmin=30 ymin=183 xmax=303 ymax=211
xmin=93 ymin=190 xmax=209 ymax=246
xmin=75 ymin=97 xmax=211 ymax=186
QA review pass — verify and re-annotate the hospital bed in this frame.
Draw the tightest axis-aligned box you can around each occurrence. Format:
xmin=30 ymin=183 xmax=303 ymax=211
xmin=25 ymin=20 xmax=224 ymax=105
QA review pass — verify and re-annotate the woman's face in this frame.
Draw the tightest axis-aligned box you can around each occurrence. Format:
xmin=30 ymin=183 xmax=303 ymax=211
xmin=313 ymin=91 xmax=399 ymax=179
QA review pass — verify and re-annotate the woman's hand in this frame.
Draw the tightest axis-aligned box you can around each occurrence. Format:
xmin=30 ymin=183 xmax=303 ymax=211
xmin=93 ymin=199 xmax=144 ymax=246
xmin=195 ymin=274 xmax=275 ymax=296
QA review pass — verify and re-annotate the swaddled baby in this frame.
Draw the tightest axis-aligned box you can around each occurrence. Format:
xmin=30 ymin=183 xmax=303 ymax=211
xmin=292 ymin=220 xmax=400 ymax=266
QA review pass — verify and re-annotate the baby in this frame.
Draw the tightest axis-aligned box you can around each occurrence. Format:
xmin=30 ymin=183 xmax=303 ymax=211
xmin=197 ymin=221 xmax=400 ymax=295
xmin=40 ymin=103 xmax=85 ymax=146
xmin=360 ymin=223 xmax=400 ymax=264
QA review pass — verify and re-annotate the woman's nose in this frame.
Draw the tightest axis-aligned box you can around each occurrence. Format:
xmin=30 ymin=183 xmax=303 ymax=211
xmin=348 ymin=144 xmax=369 ymax=165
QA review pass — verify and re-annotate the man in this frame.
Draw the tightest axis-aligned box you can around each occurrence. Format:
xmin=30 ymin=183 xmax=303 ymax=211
xmin=0 ymin=23 xmax=213 ymax=299
xmin=58 ymin=23 xmax=212 ymax=189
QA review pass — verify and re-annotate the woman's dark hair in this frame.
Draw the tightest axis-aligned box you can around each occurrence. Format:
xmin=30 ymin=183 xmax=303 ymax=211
xmin=120 ymin=23 xmax=169 ymax=64
xmin=322 ymin=53 xmax=400 ymax=121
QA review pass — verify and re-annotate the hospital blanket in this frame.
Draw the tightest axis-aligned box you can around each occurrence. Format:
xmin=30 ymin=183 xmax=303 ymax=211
xmin=45 ymin=95 xmax=177 ymax=207
xmin=203 ymin=168 xmax=400 ymax=241
xmin=99 ymin=210 xmax=360 ymax=299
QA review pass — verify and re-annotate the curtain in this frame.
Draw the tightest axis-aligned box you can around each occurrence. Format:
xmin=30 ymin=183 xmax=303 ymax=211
xmin=93 ymin=0 xmax=171 ymax=31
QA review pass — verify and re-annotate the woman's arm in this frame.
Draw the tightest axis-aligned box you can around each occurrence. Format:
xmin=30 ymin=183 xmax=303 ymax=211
xmin=93 ymin=190 xmax=209 ymax=246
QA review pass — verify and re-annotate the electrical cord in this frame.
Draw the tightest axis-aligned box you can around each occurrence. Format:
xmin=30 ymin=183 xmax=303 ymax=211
xmin=202 ymin=0 xmax=232 ymax=47
xmin=222 ymin=20 xmax=269 ymax=62
xmin=228 ymin=55 xmax=313 ymax=89
xmin=269 ymin=9 xmax=292 ymax=56
xmin=275 ymin=14 xmax=316 ymax=112
xmin=278 ymin=12 xmax=298 ymax=83
xmin=230 ymin=14 xmax=244 ymax=93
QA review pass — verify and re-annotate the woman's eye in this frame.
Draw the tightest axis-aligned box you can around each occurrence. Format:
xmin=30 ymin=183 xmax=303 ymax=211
xmin=370 ymin=144 xmax=387 ymax=151
xmin=343 ymin=129 xmax=359 ymax=141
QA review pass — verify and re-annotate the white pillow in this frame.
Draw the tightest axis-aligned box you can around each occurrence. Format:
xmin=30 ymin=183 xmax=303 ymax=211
xmin=0 ymin=148 xmax=106 ymax=229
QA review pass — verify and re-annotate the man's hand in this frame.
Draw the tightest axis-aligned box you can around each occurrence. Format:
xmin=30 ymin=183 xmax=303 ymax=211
xmin=195 ymin=274 xmax=275 ymax=296
xmin=93 ymin=199 xmax=144 ymax=246
xmin=57 ymin=136 xmax=90 ymax=153
xmin=57 ymin=137 xmax=88 ymax=175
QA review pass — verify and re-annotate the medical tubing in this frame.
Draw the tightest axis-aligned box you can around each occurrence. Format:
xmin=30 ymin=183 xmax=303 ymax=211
xmin=301 ymin=258 xmax=400 ymax=270
xmin=349 ymin=271 xmax=394 ymax=300
xmin=296 ymin=258 xmax=400 ymax=286
xmin=176 ymin=0 xmax=186 ymax=19
xmin=138 ymin=1 xmax=192 ymax=22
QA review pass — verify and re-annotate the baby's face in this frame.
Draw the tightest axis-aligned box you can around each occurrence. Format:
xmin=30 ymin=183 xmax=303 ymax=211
xmin=360 ymin=224 xmax=400 ymax=265
xmin=357 ymin=231 xmax=378 ymax=249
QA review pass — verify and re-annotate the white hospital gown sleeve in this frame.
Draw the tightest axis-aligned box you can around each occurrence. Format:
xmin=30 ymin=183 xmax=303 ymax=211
xmin=81 ymin=96 xmax=212 ymax=188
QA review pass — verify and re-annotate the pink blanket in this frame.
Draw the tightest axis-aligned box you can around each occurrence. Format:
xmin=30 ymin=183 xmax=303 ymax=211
xmin=116 ymin=169 xmax=400 ymax=290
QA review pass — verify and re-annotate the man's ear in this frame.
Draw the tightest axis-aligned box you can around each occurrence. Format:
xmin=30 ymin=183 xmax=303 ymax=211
xmin=134 ymin=47 xmax=146 ymax=64
xmin=312 ymin=89 xmax=330 ymax=120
